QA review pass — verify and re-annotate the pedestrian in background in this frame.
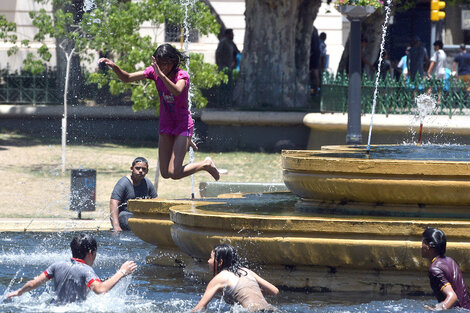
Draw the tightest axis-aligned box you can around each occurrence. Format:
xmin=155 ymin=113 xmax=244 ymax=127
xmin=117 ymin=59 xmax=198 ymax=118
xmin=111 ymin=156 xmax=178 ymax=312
xmin=452 ymin=43 xmax=470 ymax=91
xmin=408 ymin=36 xmax=429 ymax=81
xmin=309 ymin=26 xmax=321 ymax=95
xmin=397 ymin=46 xmax=411 ymax=79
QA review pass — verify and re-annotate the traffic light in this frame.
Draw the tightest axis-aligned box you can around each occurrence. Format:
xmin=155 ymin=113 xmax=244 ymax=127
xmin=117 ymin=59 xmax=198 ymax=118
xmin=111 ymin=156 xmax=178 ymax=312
xmin=430 ymin=0 xmax=445 ymax=21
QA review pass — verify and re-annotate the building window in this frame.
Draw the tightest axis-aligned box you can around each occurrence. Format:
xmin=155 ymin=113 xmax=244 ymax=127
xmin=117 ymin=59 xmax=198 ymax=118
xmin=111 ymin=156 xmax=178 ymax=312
xmin=165 ymin=20 xmax=199 ymax=43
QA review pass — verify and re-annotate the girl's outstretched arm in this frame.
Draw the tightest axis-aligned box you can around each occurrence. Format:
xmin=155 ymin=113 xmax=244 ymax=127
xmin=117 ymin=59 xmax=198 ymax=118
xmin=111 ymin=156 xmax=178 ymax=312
xmin=98 ymin=58 xmax=145 ymax=82
xmin=191 ymin=275 xmax=226 ymax=312
xmin=249 ymin=270 xmax=279 ymax=296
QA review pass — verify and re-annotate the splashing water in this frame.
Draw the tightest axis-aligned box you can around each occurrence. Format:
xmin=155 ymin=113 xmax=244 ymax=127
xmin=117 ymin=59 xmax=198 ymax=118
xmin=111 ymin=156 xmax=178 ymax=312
xmin=415 ymin=94 xmax=437 ymax=146
xmin=0 ymin=233 xmax=437 ymax=312
xmin=83 ymin=0 xmax=96 ymax=11
xmin=415 ymin=94 xmax=437 ymax=123
xmin=366 ymin=0 xmax=393 ymax=155
xmin=1 ymin=268 xmax=22 ymax=303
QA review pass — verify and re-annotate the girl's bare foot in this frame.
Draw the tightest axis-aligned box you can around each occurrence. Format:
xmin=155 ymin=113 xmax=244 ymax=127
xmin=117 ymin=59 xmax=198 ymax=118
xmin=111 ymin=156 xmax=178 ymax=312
xmin=204 ymin=157 xmax=220 ymax=181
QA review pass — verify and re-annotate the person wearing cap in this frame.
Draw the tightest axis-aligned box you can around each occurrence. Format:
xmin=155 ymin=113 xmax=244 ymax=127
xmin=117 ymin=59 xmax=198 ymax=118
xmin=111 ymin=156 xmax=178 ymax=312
xmin=6 ymin=233 xmax=137 ymax=303
xmin=110 ymin=157 xmax=157 ymax=232
xmin=422 ymin=227 xmax=470 ymax=310
xmin=452 ymin=43 xmax=470 ymax=91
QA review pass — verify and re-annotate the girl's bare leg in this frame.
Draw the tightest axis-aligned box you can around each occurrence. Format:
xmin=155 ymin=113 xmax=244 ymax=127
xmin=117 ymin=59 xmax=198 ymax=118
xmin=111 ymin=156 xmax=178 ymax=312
xmin=158 ymin=134 xmax=175 ymax=179
xmin=169 ymin=135 xmax=219 ymax=180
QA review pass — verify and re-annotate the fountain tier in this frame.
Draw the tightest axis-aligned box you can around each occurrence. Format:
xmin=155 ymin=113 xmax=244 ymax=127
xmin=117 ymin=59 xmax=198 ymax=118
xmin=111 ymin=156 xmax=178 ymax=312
xmin=283 ymin=146 xmax=470 ymax=211
xmin=129 ymin=145 xmax=470 ymax=293
xmin=129 ymin=194 xmax=470 ymax=293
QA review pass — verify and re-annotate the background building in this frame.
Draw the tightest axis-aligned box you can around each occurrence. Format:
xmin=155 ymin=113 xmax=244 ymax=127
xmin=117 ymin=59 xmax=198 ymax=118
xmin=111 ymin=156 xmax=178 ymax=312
xmin=0 ymin=0 xmax=344 ymax=74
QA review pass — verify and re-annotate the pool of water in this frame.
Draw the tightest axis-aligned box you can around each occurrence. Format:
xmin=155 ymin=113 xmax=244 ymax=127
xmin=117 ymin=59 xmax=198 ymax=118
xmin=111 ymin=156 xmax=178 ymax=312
xmin=315 ymin=144 xmax=470 ymax=161
xmin=0 ymin=232 xmax=436 ymax=312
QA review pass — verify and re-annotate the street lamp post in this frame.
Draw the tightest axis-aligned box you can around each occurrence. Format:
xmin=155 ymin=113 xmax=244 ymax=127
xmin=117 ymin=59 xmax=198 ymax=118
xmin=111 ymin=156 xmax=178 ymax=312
xmin=338 ymin=5 xmax=375 ymax=145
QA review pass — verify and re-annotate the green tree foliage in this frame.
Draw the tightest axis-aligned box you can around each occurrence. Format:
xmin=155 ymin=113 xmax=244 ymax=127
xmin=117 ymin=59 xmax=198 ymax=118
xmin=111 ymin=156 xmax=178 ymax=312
xmin=0 ymin=15 xmax=19 ymax=56
xmin=2 ymin=0 xmax=226 ymax=112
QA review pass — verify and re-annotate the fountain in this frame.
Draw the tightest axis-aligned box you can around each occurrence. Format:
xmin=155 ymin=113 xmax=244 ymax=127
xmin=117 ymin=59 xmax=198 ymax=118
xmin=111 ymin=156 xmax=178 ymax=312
xmin=127 ymin=79 xmax=470 ymax=293
xmin=127 ymin=0 xmax=470 ymax=296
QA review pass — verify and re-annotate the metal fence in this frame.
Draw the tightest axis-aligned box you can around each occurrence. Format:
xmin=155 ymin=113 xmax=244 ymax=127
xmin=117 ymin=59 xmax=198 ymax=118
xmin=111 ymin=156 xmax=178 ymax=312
xmin=321 ymin=72 xmax=470 ymax=117
xmin=0 ymin=71 xmax=59 ymax=105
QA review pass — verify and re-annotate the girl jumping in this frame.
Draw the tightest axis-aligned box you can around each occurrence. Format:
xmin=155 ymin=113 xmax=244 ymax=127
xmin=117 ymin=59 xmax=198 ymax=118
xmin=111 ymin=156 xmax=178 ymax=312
xmin=191 ymin=243 xmax=279 ymax=312
xmin=99 ymin=44 xmax=219 ymax=181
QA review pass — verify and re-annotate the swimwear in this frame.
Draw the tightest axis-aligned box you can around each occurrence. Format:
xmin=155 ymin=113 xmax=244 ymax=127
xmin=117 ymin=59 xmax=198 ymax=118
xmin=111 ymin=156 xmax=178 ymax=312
xmin=223 ymin=270 xmax=277 ymax=312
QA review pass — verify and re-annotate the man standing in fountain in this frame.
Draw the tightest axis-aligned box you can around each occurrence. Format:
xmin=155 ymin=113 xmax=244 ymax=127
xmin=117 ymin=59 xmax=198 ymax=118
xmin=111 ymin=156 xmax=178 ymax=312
xmin=6 ymin=233 xmax=137 ymax=303
xmin=110 ymin=157 xmax=157 ymax=232
xmin=422 ymin=227 xmax=470 ymax=310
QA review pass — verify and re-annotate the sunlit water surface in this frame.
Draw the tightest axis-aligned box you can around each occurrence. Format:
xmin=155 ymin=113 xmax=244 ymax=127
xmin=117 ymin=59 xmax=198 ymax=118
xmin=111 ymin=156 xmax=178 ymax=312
xmin=0 ymin=232 xmax=438 ymax=312
xmin=318 ymin=144 xmax=470 ymax=161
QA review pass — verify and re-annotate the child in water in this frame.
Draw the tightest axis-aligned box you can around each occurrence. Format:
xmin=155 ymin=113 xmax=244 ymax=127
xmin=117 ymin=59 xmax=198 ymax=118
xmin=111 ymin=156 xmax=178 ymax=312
xmin=191 ymin=243 xmax=279 ymax=312
xmin=422 ymin=227 xmax=470 ymax=310
xmin=6 ymin=233 xmax=136 ymax=303
xmin=99 ymin=44 xmax=219 ymax=181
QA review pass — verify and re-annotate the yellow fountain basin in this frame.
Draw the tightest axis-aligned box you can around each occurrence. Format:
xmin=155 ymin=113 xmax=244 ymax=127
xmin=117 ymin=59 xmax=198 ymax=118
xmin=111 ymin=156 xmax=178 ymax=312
xmin=168 ymin=198 xmax=470 ymax=271
xmin=129 ymin=193 xmax=470 ymax=291
xmin=128 ymin=199 xmax=197 ymax=247
xmin=282 ymin=148 xmax=470 ymax=207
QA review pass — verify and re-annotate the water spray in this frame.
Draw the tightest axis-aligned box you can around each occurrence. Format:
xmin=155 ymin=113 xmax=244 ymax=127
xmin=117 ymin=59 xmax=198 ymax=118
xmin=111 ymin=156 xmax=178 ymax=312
xmin=415 ymin=94 xmax=437 ymax=147
xmin=1 ymin=268 xmax=22 ymax=303
xmin=182 ymin=0 xmax=197 ymax=200
xmin=365 ymin=0 xmax=392 ymax=158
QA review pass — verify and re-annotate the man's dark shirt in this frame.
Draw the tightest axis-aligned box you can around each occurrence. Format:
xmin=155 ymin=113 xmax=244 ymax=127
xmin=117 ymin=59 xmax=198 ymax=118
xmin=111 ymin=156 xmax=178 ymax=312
xmin=409 ymin=44 xmax=428 ymax=79
xmin=429 ymin=256 xmax=470 ymax=309
xmin=454 ymin=52 xmax=470 ymax=76
xmin=111 ymin=177 xmax=157 ymax=212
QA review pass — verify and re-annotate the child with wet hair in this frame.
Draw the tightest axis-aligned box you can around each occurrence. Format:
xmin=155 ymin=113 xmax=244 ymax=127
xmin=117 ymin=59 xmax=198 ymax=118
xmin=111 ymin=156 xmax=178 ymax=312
xmin=422 ymin=227 xmax=470 ymax=310
xmin=99 ymin=44 xmax=219 ymax=182
xmin=6 ymin=233 xmax=136 ymax=303
xmin=191 ymin=243 xmax=279 ymax=312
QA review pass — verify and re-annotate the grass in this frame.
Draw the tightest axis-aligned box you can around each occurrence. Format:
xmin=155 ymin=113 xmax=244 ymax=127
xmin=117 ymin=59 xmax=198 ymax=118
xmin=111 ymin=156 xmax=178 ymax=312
xmin=0 ymin=132 xmax=282 ymax=218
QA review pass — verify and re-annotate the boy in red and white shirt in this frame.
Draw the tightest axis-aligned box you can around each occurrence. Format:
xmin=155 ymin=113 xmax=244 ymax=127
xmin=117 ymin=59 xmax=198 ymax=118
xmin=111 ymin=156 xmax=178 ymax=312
xmin=6 ymin=234 xmax=136 ymax=303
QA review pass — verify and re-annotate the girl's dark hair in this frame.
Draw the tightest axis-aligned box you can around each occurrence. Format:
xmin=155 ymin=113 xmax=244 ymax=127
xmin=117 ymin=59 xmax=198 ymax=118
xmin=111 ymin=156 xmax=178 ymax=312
xmin=213 ymin=244 xmax=246 ymax=277
xmin=152 ymin=43 xmax=188 ymax=75
xmin=423 ymin=227 xmax=447 ymax=257
xmin=70 ymin=233 xmax=97 ymax=259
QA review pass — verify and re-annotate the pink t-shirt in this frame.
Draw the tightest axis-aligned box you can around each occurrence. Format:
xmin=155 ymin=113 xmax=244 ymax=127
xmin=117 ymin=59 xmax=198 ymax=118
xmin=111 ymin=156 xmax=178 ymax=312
xmin=144 ymin=66 xmax=193 ymax=136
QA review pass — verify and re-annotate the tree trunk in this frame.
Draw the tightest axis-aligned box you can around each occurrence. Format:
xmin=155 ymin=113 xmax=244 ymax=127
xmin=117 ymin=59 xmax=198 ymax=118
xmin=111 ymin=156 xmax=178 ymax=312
xmin=234 ymin=0 xmax=322 ymax=108
xmin=338 ymin=8 xmax=386 ymax=75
